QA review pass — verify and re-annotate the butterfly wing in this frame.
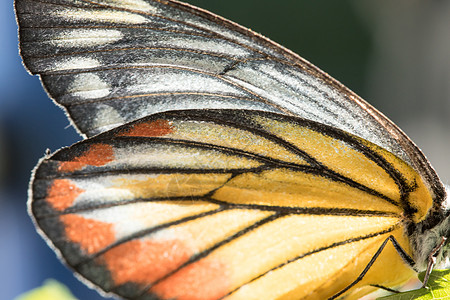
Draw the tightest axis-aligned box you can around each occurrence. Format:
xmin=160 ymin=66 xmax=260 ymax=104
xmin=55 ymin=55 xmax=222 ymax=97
xmin=31 ymin=109 xmax=433 ymax=299
xmin=15 ymin=0 xmax=445 ymax=202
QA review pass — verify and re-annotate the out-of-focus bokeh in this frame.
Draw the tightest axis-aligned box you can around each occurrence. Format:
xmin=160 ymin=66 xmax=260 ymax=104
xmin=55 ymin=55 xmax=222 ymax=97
xmin=354 ymin=0 xmax=450 ymax=182
xmin=1 ymin=1 xmax=448 ymax=299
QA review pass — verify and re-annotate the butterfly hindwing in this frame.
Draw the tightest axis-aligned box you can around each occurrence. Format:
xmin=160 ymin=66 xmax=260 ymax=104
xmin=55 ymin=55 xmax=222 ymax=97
xmin=31 ymin=109 xmax=430 ymax=299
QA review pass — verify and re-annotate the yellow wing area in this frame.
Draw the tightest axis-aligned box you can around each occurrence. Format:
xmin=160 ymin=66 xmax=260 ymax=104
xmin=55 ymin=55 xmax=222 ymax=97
xmin=249 ymin=114 xmax=433 ymax=221
xmin=30 ymin=109 xmax=432 ymax=299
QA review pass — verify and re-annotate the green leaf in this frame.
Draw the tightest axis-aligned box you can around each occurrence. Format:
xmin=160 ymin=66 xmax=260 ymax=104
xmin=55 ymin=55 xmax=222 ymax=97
xmin=378 ymin=269 xmax=450 ymax=300
xmin=14 ymin=279 xmax=78 ymax=300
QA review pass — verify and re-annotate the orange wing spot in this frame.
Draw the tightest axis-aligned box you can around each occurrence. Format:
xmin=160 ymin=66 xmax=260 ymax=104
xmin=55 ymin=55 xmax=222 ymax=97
xmin=152 ymin=257 xmax=230 ymax=300
xmin=60 ymin=214 xmax=115 ymax=255
xmin=102 ymin=239 xmax=191 ymax=286
xmin=47 ymin=179 xmax=84 ymax=211
xmin=58 ymin=143 xmax=114 ymax=172
xmin=118 ymin=119 xmax=174 ymax=137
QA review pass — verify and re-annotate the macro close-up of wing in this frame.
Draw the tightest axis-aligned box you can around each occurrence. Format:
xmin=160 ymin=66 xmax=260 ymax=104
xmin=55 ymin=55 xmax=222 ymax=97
xmin=15 ymin=0 xmax=445 ymax=202
xmin=14 ymin=0 xmax=450 ymax=299
xmin=31 ymin=109 xmax=430 ymax=299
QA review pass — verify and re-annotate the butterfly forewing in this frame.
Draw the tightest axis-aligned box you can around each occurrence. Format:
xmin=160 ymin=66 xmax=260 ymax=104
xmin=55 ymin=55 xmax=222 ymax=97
xmin=31 ymin=109 xmax=429 ymax=299
xmin=16 ymin=0 xmax=444 ymax=197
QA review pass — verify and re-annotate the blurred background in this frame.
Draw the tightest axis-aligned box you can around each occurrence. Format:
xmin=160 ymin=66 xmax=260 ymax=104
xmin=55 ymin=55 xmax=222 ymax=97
xmin=1 ymin=0 xmax=449 ymax=299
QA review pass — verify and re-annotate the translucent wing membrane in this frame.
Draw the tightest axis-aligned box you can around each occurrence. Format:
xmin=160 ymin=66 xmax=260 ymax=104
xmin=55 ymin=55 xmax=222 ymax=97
xmin=31 ymin=109 xmax=431 ymax=299
xmin=15 ymin=0 xmax=444 ymax=202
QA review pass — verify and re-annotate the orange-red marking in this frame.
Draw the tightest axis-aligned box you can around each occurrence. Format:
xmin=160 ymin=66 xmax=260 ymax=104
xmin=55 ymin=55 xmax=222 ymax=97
xmin=118 ymin=119 xmax=174 ymax=137
xmin=46 ymin=179 xmax=84 ymax=211
xmin=152 ymin=257 xmax=230 ymax=300
xmin=60 ymin=214 xmax=115 ymax=255
xmin=102 ymin=239 xmax=191 ymax=286
xmin=58 ymin=143 xmax=114 ymax=172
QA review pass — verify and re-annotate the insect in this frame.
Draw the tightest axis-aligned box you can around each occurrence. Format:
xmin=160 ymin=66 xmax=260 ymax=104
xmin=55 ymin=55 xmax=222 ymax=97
xmin=16 ymin=0 xmax=450 ymax=299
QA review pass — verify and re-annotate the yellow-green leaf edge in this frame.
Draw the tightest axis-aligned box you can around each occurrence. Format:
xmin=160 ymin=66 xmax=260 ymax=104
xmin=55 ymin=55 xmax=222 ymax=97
xmin=14 ymin=279 xmax=78 ymax=300
xmin=379 ymin=270 xmax=450 ymax=300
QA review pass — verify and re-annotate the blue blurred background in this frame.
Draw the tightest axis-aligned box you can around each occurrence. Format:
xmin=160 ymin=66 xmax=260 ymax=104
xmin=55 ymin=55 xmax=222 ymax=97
xmin=1 ymin=0 xmax=449 ymax=299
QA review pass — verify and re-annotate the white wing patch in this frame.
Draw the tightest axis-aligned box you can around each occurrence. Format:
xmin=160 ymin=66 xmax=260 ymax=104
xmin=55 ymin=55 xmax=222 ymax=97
xmin=168 ymin=37 xmax=252 ymax=57
xmin=96 ymin=0 xmax=160 ymax=12
xmin=73 ymin=201 xmax=219 ymax=241
xmin=53 ymin=57 xmax=101 ymax=72
xmin=53 ymin=29 xmax=123 ymax=48
xmin=78 ymin=183 xmax=136 ymax=203
xmin=68 ymin=73 xmax=111 ymax=99
xmin=93 ymin=105 xmax=126 ymax=132
xmin=125 ymin=71 xmax=249 ymax=96
xmin=54 ymin=7 xmax=149 ymax=24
